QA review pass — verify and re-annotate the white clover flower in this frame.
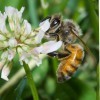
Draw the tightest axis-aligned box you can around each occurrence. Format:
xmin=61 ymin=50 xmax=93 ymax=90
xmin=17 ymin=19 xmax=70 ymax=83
xmin=0 ymin=6 xmax=62 ymax=81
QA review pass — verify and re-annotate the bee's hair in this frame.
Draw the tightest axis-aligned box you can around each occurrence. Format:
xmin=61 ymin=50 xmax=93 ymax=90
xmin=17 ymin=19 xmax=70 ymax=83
xmin=64 ymin=19 xmax=82 ymax=36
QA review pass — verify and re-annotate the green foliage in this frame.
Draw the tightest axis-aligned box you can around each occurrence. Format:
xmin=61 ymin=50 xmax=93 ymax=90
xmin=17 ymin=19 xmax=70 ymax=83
xmin=0 ymin=0 xmax=98 ymax=100
xmin=1 ymin=78 xmax=26 ymax=100
xmin=55 ymin=78 xmax=96 ymax=100
xmin=32 ymin=58 xmax=49 ymax=86
xmin=84 ymin=0 xmax=99 ymax=42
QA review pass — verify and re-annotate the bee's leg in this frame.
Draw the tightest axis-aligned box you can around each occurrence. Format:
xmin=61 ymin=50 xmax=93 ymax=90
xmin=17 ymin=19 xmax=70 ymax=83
xmin=47 ymin=51 xmax=70 ymax=59
xmin=57 ymin=72 xmax=65 ymax=83
xmin=56 ymin=63 xmax=65 ymax=83
xmin=49 ymin=33 xmax=59 ymax=41
xmin=56 ymin=62 xmax=71 ymax=83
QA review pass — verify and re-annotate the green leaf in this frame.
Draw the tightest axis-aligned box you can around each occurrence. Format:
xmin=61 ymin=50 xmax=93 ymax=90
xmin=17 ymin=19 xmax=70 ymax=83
xmin=1 ymin=78 xmax=26 ymax=100
xmin=14 ymin=78 xmax=26 ymax=100
xmin=54 ymin=78 xmax=96 ymax=100
xmin=0 ymin=0 xmax=23 ymax=11
xmin=45 ymin=77 xmax=56 ymax=95
xmin=84 ymin=0 xmax=99 ymax=42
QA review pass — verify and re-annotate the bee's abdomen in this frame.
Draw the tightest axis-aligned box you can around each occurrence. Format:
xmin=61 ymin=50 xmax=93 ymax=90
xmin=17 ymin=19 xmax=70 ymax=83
xmin=57 ymin=44 xmax=84 ymax=80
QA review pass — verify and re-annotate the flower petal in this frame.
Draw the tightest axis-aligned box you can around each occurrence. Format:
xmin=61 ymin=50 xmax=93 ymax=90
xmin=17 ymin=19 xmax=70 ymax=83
xmin=19 ymin=52 xmax=30 ymax=65
xmin=39 ymin=19 xmax=50 ymax=32
xmin=8 ymin=37 xmax=17 ymax=47
xmin=1 ymin=62 xmax=12 ymax=81
xmin=20 ymin=20 xmax=32 ymax=41
xmin=1 ymin=51 xmax=8 ymax=60
xmin=33 ymin=41 xmax=62 ymax=54
xmin=5 ymin=6 xmax=24 ymax=31
xmin=33 ymin=56 xmax=42 ymax=66
xmin=35 ymin=30 xmax=44 ymax=44
xmin=5 ymin=6 xmax=16 ymax=18
xmin=8 ymin=49 xmax=16 ymax=61
xmin=0 ymin=12 xmax=7 ymax=33
xmin=5 ymin=6 xmax=16 ymax=31
xmin=41 ymin=41 xmax=62 ymax=53
xmin=34 ymin=19 xmax=50 ymax=44
xmin=32 ymin=46 xmax=43 ymax=55
xmin=23 ymin=20 xmax=31 ymax=35
xmin=0 ymin=60 xmax=6 ymax=70
xmin=0 ymin=41 xmax=8 ymax=49
xmin=18 ymin=7 xmax=25 ymax=20
xmin=5 ymin=6 xmax=24 ymax=21
xmin=0 ymin=34 xmax=6 ymax=41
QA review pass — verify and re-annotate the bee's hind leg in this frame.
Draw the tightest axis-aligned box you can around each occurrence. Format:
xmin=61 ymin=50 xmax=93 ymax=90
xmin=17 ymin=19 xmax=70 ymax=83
xmin=56 ymin=72 xmax=65 ymax=83
xmin=56 ymin=63 xmax=65 ymax=83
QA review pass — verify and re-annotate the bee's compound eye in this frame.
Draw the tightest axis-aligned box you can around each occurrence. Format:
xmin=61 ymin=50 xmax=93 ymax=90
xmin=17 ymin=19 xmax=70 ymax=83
xmin=51 ymin=18 xmax=60 ymax=28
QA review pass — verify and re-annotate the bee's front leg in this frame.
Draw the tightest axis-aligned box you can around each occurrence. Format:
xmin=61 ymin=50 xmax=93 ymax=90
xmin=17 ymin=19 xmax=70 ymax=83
xmin=47 ymin=51 xmax=70 ymax=59
xmin=48 ymin=33 xmax=59 ymax=41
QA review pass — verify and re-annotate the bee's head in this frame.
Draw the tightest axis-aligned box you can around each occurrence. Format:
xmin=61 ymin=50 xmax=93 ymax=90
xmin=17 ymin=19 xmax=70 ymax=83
xmin=60 ymin=19 xmax=82 ymax=43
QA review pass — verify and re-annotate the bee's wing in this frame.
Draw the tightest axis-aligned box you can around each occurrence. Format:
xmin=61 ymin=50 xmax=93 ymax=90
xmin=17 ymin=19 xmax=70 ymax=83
xmin=71 ymin=29 xmax=96 ymax=63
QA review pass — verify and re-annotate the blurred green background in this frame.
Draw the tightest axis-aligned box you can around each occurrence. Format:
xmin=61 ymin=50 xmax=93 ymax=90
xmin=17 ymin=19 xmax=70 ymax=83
xmin=0 ymin=0 xmax=99 ymax=100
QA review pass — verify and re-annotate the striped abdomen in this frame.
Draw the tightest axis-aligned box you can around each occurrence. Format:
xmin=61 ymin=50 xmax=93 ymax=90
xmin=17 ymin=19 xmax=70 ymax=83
xmin=56 ymin=44 xmax=84 ymax=82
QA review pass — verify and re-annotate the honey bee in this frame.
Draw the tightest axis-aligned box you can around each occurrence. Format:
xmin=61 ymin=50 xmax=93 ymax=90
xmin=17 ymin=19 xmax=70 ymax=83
xmin=41 ymin=14 xmax=93 ymax=82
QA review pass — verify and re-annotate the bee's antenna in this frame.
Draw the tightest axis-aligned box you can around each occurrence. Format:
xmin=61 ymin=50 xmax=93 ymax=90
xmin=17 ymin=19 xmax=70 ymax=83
xmin=71 ymin=29 xmax=97 ymax=64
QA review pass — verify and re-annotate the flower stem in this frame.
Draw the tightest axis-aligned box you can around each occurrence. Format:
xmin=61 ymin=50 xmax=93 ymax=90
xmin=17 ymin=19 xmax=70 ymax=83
xmin=23 ymin=62 xmax=39 ymax=100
